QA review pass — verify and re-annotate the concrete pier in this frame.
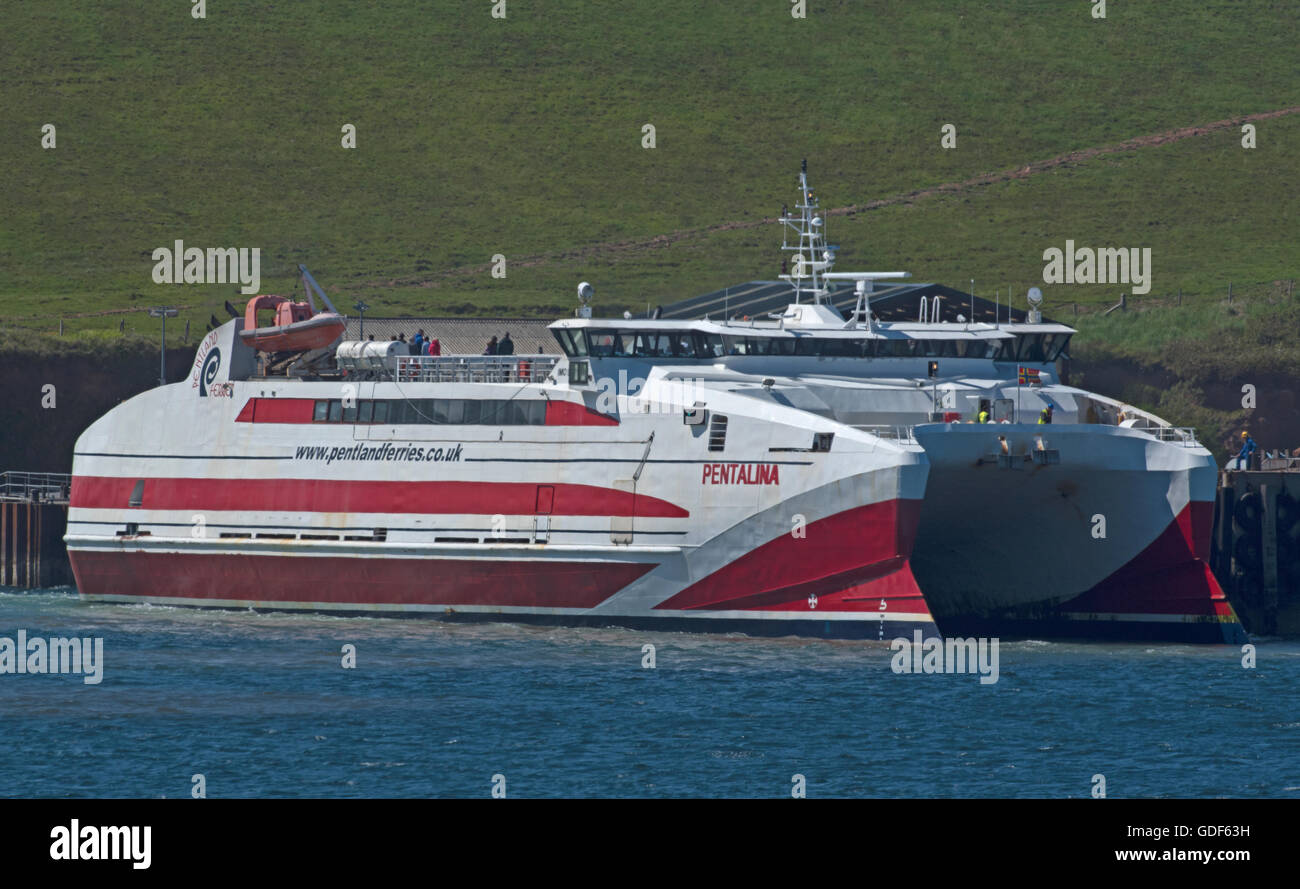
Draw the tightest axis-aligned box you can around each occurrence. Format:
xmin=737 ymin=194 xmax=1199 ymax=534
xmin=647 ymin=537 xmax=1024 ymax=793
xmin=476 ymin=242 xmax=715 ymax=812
xmin=1211 ymin=469 xmax=1300 ymax=636
xmin=0 ymin=472 xmax=74 ymax=589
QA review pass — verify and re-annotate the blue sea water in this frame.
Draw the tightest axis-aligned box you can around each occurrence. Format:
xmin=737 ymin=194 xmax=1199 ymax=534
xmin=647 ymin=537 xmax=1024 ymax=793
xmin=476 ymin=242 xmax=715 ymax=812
xmin=0 ymin=586 xmax=1296 ymax=799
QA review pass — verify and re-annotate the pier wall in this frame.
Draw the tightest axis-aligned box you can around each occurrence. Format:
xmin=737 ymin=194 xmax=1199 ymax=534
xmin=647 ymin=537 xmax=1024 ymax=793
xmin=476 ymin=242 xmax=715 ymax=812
xmin=1211 ymin=470 xmax=1300 ymax=636
xmin=0 ymin=500 xmax=74 ymax=589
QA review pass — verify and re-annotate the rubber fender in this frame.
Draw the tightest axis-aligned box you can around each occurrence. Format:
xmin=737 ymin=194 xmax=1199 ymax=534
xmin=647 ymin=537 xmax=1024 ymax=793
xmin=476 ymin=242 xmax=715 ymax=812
xmin=1234 ymin=491 xmax=1263 ymax=533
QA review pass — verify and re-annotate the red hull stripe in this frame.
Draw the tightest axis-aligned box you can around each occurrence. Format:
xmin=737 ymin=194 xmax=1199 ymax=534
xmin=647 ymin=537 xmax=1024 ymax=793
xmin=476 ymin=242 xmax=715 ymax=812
xmin=543 ymin=401 xmax=620 ymax=426
xmin=1060 ymin=501 xmax=1235 ymax=617
xmin=69 ymin=550 xmax=655 ymax=608
xmin=70 ymin=476 xmax=689 ymax=518
xmin=656 ymin=498 xmax=926 ymax=613
xmin=231 ymin=398 xmax=618 ymax=426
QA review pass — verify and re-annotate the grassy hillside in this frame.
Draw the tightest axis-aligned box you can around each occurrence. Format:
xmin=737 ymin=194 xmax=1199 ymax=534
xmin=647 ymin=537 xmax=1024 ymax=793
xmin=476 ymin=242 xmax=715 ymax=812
xmin=1 ymin=0 xmax=1296 ymax=345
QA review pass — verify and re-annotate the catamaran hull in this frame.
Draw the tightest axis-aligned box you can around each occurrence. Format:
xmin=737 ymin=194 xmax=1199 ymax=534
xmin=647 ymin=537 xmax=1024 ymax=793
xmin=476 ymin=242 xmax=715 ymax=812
xmin=66 ymin=491 xmax=935 ymax=640
xmin=910 ymin=423 xmax=1245 ymax=642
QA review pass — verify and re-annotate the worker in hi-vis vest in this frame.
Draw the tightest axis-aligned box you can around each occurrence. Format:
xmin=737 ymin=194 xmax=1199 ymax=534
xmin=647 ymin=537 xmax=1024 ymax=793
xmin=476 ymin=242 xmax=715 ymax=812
xmin=1232 ymin=431 xmax=1256 ymax=470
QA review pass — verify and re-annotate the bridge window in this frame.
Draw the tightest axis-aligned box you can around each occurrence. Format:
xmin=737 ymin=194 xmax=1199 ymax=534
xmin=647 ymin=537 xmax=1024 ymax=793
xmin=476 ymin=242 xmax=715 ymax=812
xmin=1043 ymin=333 xmax=1072 ymax=362
xmin=693 ymin=332 xmax=726 ymax=358
xmin=1016 ymin=333 xmax=1047 ymax=363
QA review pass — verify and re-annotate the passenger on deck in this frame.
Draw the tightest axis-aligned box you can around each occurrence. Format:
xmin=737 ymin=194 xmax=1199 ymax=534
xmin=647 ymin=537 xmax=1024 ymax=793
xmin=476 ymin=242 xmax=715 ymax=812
xmin=425 ymin=337 xmax=441 ymax=357
xmin=1038 ymin=405 xmax=1054 ymax=424
xmin=484 ymin=336 xmax=499 ymax=355
xmin=498 ymin=332 xmax=514 ymax=355
xmin=411 ymin=330 xmax=425 ymax=356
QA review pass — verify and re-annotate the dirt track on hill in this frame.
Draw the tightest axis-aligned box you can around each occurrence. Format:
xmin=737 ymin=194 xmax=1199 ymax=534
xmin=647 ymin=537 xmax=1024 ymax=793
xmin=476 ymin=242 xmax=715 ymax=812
xmin=377 ymin=105 xmax=1300 ymax=289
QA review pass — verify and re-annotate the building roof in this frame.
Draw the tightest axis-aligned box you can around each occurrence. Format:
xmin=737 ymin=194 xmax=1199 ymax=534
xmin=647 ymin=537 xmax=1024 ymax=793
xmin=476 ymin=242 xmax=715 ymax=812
xmin=644 ymin=281 xmax=1043 ymax=324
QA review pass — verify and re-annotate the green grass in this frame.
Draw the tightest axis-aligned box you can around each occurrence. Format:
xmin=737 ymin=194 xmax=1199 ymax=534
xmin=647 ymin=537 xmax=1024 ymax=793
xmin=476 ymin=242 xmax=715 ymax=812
xmin=0 ymin=0 xmax=1295 ymax=378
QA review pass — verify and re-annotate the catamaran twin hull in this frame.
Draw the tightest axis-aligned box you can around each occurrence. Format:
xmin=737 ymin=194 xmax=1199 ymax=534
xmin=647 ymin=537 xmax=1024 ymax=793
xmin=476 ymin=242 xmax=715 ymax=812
xmin=911 ymin=424 xmax=1242 ymax=643
xmin=65 ymin=324 xmax=936 ymax=641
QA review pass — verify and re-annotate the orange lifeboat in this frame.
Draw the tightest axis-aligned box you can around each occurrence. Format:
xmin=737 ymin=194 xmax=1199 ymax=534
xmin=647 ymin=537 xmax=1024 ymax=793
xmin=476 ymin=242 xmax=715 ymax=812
xmin=238 ymin=295 xmax=346 ymax=352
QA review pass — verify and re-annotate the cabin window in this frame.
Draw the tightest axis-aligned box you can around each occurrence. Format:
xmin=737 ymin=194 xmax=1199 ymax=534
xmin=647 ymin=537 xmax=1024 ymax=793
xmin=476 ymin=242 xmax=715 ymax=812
xmin=693 ymin=332 xmax=725 ymax=358
xmin=313 ymin=401 xmax=329 ymax=422
xmin=878 ymin=339 xmax=914 ymax=357
xmin=553 ymin=329 xmax=575 ymax=356
xmin=357 ymin=401 xmax=374 ymax=423
xmin=633 ymin=333 xmax=674 ymax=357
xmin=372 ymin=401 xmax=389 ymax=423
xmin=568 ymin=360 xmax=590 ymax=384
xmin=1017 ymin=334 xmax=1047 ymax=363
xmin=341 ymin=402 xmax=358 ymax=423
xmin=572 ymin=331 xmax=589 ymax=357
xmin=820 ymin=338 xmax=858 ymax=357
xmin=723 ymin=335 xmax=752 ymax=355
xmin=1044 ymin=333 xmax=1072 ymax=362
xmin=587 ymin=332 xmax=617 ymax=357
xmin=328 ymin=400 xmax=343 ymax=422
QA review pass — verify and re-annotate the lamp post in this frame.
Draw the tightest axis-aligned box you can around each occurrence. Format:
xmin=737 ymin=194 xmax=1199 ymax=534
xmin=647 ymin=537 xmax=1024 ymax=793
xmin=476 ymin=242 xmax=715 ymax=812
xmin=148 ymin=307 xmax=179 ymax=387
xmin=354 ymin=301 xmax=370 ymax=340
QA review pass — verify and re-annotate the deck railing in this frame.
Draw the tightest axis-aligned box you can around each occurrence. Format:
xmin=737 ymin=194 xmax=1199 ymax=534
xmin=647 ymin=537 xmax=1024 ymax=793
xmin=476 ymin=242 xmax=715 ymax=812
xmin=0 ymin=471 xmax=72 ymax=504
xmin=852 ymin=425 xmax=917 ymax=443
xmin=394 ymin=355 xmax=560 ymax=384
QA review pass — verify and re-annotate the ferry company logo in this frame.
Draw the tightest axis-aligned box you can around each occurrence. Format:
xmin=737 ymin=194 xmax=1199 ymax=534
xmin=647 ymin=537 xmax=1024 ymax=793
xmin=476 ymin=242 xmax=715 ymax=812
xmin=191 ymin=327 xmax=224 ymax=397
xmin=198 ymin=347 xmax=222 ymax=397
xmin=701 ymin=463 xmax=779 ymax=485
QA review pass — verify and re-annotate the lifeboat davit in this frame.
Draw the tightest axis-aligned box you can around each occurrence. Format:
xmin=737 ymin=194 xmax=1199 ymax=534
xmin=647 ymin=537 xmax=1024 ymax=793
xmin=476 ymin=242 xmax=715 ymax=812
xmin=239 ymin=295 xmax=346 ymax=352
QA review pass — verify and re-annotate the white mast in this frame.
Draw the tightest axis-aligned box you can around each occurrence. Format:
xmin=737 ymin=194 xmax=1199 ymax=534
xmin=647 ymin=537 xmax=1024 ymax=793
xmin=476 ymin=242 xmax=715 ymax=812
xmin=777 ymin=161 xmax=909 ymax=320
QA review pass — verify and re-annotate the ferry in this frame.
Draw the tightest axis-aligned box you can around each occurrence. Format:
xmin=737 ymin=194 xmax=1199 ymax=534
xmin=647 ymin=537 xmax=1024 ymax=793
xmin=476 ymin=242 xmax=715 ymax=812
xmin=64 ymin=272 xmax=936 ymax=639
xmin=606 ymin=163 xmax=1244 ymax=642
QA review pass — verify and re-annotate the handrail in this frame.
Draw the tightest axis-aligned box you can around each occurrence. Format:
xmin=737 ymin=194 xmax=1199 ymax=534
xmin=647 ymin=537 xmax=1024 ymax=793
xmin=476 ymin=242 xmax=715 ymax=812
xmin=0 ymin=471 xmax=72 ymax=503
xmin=394 ymin=355 xmax=560 ymax=384
xmin=851 ymin=424 xmax=916 ymax=443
